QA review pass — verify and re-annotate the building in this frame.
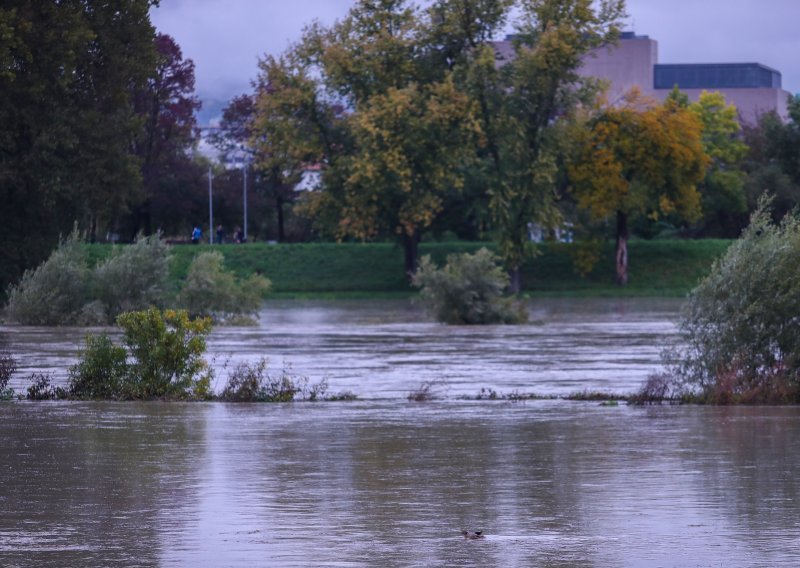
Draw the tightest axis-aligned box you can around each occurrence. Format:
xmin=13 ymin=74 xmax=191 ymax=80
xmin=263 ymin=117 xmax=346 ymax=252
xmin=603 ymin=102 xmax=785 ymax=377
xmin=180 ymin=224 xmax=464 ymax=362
xmin=493 ymin=32 xmax=791 ymax=123
xmin=577 ymin=32 xmax=791 ymax=123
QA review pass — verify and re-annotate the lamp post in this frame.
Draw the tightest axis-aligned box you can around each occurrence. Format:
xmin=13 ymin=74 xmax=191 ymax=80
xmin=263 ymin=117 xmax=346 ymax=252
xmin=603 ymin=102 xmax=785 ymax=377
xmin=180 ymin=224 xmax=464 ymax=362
xmin=208 ymin=165 xmax=213 ymax=245
xmin=243 ymin=160 xmax=248 ymax=242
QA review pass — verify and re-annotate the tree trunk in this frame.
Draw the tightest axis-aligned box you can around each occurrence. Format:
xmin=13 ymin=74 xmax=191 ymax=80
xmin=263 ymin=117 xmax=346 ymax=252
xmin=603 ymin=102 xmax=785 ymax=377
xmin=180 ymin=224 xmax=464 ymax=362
xmin=134 ymin=199 xmax=152 ymax=238
xmin=508 ymin=267 xmax=521 ymax=295
xmin=403 ymin=231 xmax=420 ymax=282
xmin=89 ymin=216 xmax=97 ymax=244
xmin=276 ymin=195 xmax=285 ymax=243
xmin=615 ymin=210 xmax=629 ymax=286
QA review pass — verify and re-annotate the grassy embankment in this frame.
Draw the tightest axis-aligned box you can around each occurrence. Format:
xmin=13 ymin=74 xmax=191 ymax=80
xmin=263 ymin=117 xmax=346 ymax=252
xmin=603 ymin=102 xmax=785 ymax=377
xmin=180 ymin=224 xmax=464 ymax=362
xmin=85 ymin=239 xmax=732 ymax=298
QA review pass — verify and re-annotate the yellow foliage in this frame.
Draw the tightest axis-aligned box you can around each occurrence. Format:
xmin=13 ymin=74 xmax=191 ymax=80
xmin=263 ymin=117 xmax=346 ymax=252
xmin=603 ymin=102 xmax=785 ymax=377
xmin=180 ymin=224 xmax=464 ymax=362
xmin=568 ymin=94 xmax=709 ymax=225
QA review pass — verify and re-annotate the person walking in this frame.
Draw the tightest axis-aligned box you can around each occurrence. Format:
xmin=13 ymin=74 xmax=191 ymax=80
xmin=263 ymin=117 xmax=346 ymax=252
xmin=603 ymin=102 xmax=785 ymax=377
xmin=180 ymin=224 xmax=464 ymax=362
xmin=191 ymin=225 xmax=202 ymax=244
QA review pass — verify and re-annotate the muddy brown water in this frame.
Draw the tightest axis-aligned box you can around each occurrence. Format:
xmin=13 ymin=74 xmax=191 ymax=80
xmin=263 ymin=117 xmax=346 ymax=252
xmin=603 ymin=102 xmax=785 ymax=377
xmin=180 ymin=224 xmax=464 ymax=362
xmin=2 ymin=299 xmax=799 ymax=567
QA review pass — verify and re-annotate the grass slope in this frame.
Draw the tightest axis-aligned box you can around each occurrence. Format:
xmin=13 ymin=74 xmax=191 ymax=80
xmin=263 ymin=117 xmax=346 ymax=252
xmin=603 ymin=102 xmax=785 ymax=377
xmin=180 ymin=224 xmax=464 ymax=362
xmin=85 ymin=239 xmax=732 ymax=297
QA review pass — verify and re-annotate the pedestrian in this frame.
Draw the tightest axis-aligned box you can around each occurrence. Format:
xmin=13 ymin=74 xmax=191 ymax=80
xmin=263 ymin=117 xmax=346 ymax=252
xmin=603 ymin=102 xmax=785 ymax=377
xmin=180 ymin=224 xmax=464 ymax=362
xmin=216 ymin=224 xmax=224 ymax=244
xmin=233 ymin=226 xmax=243 ymax=244
xmin=191 ymin=225 xmax=202 ymax=244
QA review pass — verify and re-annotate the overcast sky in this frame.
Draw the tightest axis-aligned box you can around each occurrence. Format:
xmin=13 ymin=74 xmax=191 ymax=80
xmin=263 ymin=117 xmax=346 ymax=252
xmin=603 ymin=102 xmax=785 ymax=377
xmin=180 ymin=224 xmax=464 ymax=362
xmin=150 ymin=0 xmax=800 ymax=122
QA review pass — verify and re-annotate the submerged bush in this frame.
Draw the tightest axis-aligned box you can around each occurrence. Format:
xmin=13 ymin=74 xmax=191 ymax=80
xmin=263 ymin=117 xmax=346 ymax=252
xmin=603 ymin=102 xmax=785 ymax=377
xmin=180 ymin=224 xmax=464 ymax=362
xmin=673 ymin=197 xmax=800 ymax=403
xmin=68 ymin=334 xmax=129 ymax=399
xmin=26 ymin=373 xmax=66 ymax=400
xmin=178 ymin=251 xmax=271 ymax=322
xmin=1 ymin=351 xmax=17 ymax=399
xmin=117 ymin=308 xmax=213 ymax=399
xmin=6 ymin=231 xmax=89 ymax=325
xmin=65 ymin=309 xmax=213 ymax=400
xmin=91 ymin=235 xmax=170 ymax=321
xmin=5 ymin=232 xmax=171 ymax=325
xmin=219 ymin=358 xmax=330 ymax=402
xmin=407 ymin=378 xmax=447 ymax=402
xmin=412 ymin=248 xmax=527 ymax=324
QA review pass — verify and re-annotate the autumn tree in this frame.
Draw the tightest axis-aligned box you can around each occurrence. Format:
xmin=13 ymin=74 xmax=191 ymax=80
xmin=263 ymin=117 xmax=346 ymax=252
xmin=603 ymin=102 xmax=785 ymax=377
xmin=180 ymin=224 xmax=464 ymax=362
xmin=568 ymin=93 xmax=709 ymax=284
xmin=462 ymin=0 xmax=626 ymax=292
xmin=687 ymin=91 xmax=748 ymax=237
xmin=336 ymin=78 xmax=481 ymax=274
xmin=261 ymin=0 xmax=483 ymax=276
xmin=251 ymin=53 xmax=339 ymax=243
xmin=249 ymin=0 xmax=625 ymax=284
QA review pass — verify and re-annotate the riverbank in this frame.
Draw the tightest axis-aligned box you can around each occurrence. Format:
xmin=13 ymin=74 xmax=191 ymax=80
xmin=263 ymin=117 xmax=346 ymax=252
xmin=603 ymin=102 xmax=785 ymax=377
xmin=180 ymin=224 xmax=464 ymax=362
xmin=86 ymin=239 xmax=732 ymax=297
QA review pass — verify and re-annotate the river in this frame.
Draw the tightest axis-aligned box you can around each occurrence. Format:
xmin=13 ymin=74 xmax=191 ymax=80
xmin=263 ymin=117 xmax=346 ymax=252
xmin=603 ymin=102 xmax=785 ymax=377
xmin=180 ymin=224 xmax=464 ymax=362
xmin=2 ymin=299 xmax=799 ymax=567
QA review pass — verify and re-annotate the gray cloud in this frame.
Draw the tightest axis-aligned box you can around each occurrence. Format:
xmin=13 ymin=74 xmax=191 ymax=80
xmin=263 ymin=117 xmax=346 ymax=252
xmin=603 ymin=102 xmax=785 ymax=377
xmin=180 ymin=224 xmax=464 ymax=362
xmin=151 ymin=0 xmax=799 ymax=113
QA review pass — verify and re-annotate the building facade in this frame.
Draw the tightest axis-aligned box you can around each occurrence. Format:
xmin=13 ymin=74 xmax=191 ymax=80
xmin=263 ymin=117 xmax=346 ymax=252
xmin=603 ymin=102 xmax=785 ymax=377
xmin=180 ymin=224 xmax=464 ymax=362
xmin=577 ymin=32 xmax=791 ymax=123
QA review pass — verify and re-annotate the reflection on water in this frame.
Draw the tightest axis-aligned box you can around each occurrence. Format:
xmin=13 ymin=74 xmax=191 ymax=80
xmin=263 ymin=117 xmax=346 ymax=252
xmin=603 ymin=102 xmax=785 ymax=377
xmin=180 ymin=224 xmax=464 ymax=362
xmin=1 ymin=298 xmax=683 ymax=398
xmin=1 ymin=402 xmax=799 ymax=567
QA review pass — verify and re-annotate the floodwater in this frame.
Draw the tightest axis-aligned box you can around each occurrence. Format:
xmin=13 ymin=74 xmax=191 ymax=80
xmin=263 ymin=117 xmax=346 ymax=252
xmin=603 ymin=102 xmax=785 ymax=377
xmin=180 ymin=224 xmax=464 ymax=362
xmin=2 ymin=299 xmax=800 ymax=567
xmin=2 ymin=297 xmax=682 ymax=398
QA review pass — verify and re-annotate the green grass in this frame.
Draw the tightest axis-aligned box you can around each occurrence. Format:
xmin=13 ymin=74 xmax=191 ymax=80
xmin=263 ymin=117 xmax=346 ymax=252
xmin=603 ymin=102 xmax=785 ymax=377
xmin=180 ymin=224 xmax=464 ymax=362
xmin=84 ymin=239 xmax=732 ymax=297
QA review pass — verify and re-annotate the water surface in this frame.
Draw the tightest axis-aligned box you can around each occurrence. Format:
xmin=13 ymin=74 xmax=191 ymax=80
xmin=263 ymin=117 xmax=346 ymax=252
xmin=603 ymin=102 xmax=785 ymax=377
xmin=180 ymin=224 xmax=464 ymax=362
xmin=4 ymin=298 xmax=797 ymax=567
xmin=2 ymin=298 xmax=682 ymax=398
xmin=1 ymin=402 xmax=799 ymax=567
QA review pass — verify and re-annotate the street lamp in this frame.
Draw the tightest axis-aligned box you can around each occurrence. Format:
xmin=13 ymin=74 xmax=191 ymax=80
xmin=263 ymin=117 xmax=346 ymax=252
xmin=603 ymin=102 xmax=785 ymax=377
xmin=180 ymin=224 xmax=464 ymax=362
xmin=239 ymin=144 xmax=252 ymax=243
xmin=208 ymin=165 xmax=213 ymax=245
xmin=243 ymin=157 xmax=248 ymax=242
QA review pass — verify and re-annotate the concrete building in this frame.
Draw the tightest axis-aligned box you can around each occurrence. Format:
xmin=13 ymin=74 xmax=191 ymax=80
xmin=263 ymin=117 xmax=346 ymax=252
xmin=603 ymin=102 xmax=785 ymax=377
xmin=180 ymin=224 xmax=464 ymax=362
xmin=493 ymin=32 xmax=791 ymax=123
xmin=577 ymin=32 xmax=791 ymax=123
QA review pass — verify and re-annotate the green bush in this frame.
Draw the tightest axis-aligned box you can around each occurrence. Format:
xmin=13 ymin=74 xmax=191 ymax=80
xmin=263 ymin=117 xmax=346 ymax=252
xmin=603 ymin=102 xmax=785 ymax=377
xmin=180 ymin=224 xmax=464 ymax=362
xmin=5 ymin=232 xmax=170 ymax=325
xmin=92 ymin=235 xmax=170 ymax=321
xmin=674 ymin=197 xmax=800 ymax=403
xmin=116 ymin=308 xmax=213 ymax=399
xmin=178 ymin=251 xmax=271 ymax=322
xmin=412 ymin=248 xmax=527 ymax=324
xmin=5 ymin=231 xmax=89 ymax=325
xmin=68 ymin=334 xmax=129 ymax=399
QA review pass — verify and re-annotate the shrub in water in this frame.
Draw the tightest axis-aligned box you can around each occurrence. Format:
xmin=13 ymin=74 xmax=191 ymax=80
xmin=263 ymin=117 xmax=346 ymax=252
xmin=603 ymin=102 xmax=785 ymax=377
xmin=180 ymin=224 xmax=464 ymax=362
xmin=26 ymin=373 xmax=66 ymax=400
xmin=673 ymin=196 xmax=800 ymax=403
xmin=68 ymin=334 xmax=129 ymax=399
xmin=116 ymin=308 xmax=212 ymax=399
xmin=5 ymin=232 xmax=173 ymax=325
xmin=219 ymin=358 xmax=324 ymax=402
xmin=412 ymin=248 xmax=527 ymax=324
xmin=1 ymin=351 xmax=17 ymax=399
xmin=5 ymin=231 xmax=89 ymax=325
xmin=92 ymin=234 xmax=170 ymax=321
xmin=178 ymin=251 xmax=271 ymax=322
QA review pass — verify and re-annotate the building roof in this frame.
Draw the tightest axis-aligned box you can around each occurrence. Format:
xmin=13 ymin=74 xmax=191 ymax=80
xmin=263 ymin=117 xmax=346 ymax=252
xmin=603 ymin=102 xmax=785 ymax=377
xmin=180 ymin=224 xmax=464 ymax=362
xmin=654 ymin=62 xmax=782 ymax=90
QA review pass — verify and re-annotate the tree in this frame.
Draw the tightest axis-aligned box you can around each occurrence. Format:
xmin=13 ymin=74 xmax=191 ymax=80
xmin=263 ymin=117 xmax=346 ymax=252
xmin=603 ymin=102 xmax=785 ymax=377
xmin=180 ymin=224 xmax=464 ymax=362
xmin=568 ymin=93 xmax=709 ymax=284
xmin=131 ymin=33 xmax=202 ymax=238
xmin=673 ymin=197 xmax=800 ymax=403
xmin=741 ymin=95 xmax=800 ymax=223
xmin=265 ymin=0 xmax=482 ymax=276
xmin=663 ymin=89 xmax=749 ymax=238
xmin=0 ymin=1 xmax=159 ymax=295
xmin=463 ymin=0 xmax=626 ymax=292
xmin=689 ymin=91 xmax=748 ymax=237
xmin=334 ymin=77 xmax=481 ymax=275
xmin=251 ymin=54 xmax=334 ymax=243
